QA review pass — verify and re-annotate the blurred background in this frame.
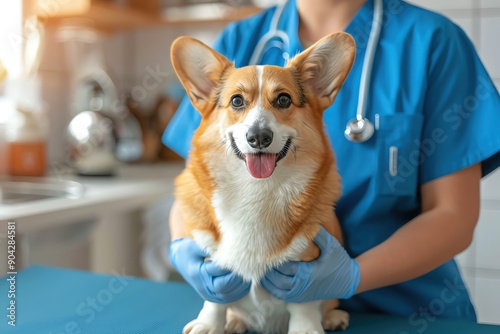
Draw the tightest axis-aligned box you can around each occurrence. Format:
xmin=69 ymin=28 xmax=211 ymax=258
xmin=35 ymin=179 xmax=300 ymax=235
xmin=0 ymin=0 xmax=498 ymax=326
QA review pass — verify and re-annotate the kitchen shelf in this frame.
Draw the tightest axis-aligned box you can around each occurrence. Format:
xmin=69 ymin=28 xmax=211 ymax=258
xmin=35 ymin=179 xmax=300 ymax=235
xmin=38 ymin=0 xmax=262 ymax=32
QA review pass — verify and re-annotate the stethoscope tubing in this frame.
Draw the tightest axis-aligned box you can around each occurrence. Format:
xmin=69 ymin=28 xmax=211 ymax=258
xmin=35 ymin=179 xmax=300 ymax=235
xmin=249 ymin=1 xmax=289 ymax=66
xmin=356 ymin=0 xmax=383 ymax=122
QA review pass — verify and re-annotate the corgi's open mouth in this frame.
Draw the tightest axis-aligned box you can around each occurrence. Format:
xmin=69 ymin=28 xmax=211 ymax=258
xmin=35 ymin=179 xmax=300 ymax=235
xmin=230 ymin=138 xmax=292 ymax=179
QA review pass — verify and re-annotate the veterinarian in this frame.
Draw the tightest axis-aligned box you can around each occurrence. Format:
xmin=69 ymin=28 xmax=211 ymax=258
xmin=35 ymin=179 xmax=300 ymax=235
xmin=164 ymin=0 xmax=500 ymax=321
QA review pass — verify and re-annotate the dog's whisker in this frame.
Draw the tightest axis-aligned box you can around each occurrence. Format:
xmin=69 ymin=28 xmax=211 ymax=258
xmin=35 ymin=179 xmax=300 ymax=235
xmin=210 ymin=140 xmax=232 ymax=163
xmin=288 ymin=142 xmax=298 ymax=162
xmin=302 ymin=121 xmax=314 ymax=131
xmin=226 ymin=146 xmax=234 ymax=161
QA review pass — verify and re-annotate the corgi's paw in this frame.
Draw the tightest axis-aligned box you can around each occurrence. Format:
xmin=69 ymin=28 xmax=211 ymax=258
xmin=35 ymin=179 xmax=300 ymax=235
xmin=322 ymin=309 xmax=349 ymax=331
xmin=224 ymin=316 xmax=247 ymax=333
xmin=183 ymin=319 xmax=224 ymax=334
xmin=288 ymin=331 xmax=324 ymax=334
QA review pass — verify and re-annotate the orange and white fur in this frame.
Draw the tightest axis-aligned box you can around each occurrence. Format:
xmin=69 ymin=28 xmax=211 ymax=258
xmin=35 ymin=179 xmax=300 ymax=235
xmin=171 ymin=32 xmax=356 ymax=334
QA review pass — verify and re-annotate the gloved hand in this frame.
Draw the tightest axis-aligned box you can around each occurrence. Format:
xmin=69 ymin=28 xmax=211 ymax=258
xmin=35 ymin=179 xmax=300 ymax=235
xmin=169 ymin=237 xmax=251 ymax=304
xmin=260 ymin=226 xmax=360 ymax=303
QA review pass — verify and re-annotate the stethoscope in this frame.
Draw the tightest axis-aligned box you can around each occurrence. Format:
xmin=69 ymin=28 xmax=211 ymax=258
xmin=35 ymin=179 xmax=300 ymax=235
xmin=249 ymin=0 xmax=383 ymax=143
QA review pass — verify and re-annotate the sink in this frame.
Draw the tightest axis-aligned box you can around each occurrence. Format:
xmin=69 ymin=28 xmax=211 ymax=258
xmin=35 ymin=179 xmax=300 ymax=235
xmin=0 ymin=177 xmax=85 ymax=205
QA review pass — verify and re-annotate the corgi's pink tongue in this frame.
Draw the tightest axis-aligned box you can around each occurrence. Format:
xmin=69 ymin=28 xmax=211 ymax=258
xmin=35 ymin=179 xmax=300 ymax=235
xmin=245 ymin=154 xmax=278 ymax=179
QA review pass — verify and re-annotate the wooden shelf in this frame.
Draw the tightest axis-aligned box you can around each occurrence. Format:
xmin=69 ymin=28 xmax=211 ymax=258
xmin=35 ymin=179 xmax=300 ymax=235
xmin=35 ymin=0 xmax=262 ymax=33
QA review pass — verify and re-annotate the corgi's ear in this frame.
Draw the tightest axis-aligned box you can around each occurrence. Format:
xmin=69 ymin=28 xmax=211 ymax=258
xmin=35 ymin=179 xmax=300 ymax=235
xmin=171 ymin=37 xmax=233 ymax=114
xmin=287 ymin=32 xmax=356 ymax=111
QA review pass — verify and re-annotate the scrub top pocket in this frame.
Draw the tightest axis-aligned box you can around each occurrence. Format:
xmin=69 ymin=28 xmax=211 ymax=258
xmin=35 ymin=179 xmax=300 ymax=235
xmin=376 ymin=114 xmax=424 ymax=196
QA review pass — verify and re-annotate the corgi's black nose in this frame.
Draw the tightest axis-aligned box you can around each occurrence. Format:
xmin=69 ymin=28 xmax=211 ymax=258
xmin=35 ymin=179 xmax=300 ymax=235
xmin=246 ymin=127 xmax=273 ymax=149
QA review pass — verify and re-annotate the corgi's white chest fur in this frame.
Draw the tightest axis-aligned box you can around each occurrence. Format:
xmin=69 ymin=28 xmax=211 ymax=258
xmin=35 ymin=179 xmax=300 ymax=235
xmin=191 ymin=164 xmax=316 ymax=334
xmin=194 ymin=162 xmax=315 ymax=282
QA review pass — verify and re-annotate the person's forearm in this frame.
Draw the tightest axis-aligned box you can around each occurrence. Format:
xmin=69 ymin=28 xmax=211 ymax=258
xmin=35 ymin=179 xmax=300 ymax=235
xmin=355 ymin=209 xmax=475 ymax=294
xmin=170 ymin=199 xmax=188 ymax=241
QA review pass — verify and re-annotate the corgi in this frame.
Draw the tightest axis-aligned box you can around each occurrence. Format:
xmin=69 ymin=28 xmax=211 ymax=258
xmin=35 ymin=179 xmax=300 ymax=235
xmin=170 ymin=32 xmax=356 ymax=334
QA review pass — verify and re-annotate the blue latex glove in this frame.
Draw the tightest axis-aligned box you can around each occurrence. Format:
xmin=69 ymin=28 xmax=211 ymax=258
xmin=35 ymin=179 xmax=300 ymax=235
xmin=260 ymin=226 xmax=360 ymax=303
xmin=169 ymin=237 xmax=251 ymax=304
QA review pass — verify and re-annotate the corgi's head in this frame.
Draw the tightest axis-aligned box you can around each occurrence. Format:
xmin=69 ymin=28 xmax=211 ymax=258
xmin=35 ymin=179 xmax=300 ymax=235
xmin=171 ymin=33 xmax=355 ymax=179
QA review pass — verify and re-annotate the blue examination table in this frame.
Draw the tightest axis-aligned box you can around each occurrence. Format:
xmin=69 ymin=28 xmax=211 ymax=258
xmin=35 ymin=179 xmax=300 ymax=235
xmin=1 ymin=266 xmax=499 ymax=333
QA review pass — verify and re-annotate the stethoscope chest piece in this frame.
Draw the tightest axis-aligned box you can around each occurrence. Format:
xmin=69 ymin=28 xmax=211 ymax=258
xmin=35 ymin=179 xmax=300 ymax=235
xmin=343 ymin=0 xmax=383 ymax=144
xmin=344 ymin=117 xmax=375 ymax=143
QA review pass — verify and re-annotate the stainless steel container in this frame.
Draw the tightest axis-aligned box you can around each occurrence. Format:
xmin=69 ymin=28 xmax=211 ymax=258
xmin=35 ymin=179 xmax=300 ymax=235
xmin=67 ymin=111 xmax=117 ymax=176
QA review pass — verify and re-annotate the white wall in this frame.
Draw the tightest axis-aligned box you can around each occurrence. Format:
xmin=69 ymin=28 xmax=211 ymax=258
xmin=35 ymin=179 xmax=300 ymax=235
xmin=127 ymin=23 xmax=226 ymax=111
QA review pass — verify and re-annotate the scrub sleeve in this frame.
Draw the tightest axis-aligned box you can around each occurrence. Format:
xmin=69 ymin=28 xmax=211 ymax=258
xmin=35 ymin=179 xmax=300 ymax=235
xmin=419 ymin=22 xmax=500 ymax=182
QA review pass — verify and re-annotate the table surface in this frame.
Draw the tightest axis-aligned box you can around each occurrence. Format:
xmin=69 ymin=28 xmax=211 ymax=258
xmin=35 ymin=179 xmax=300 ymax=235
xmin=1 ymin=266 xmax=499 ymax=334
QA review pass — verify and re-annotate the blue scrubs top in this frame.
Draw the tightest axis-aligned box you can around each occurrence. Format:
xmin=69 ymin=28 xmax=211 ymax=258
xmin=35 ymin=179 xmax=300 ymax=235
xmin=163 ymin=0 xmax=500 ymax=321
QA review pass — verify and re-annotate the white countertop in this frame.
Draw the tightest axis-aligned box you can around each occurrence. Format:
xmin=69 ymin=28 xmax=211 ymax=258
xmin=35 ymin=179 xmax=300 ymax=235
xmin=0 ymin=162 xmax=185 ymax=233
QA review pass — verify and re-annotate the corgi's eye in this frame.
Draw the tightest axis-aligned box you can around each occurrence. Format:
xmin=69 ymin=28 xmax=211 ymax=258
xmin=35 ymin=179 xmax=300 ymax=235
xmin=230 ymin=95 xmax=245 ymax=109
xmin=276 ymin=93 xmax=292 ymax=109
